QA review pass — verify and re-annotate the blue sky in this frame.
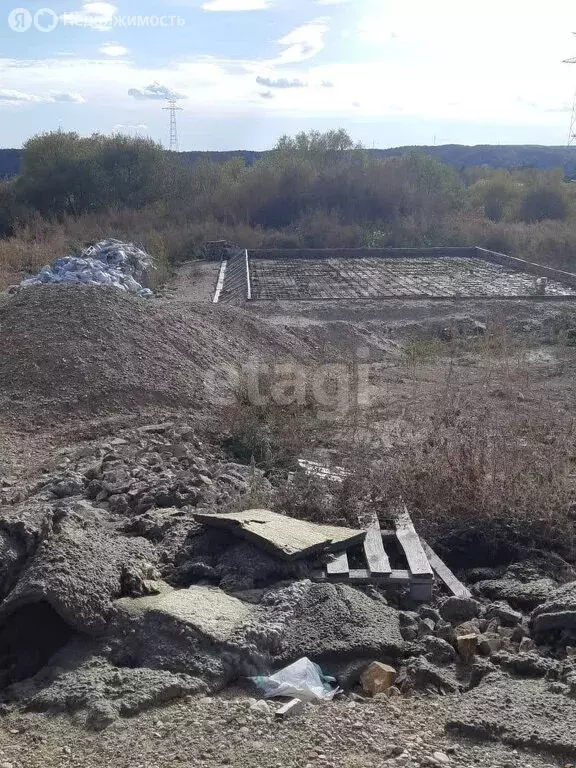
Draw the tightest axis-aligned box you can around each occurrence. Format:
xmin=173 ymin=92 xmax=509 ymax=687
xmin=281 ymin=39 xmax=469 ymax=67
xmin=2 ymin=0 xmax=576 ymax=150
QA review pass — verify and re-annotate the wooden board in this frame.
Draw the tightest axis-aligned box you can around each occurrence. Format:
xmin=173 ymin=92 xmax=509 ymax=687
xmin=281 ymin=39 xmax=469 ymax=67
xmin=326 ymin=551 xmax=349 ymax=577
xmin=421 ymin=539 xmax=472 ymax=598
xmin=363 ymin=518 xmax=391 ymax=576
xmin=394 ymin=508 xmax=433 ymax=579
xmin=193 ymin=509 xmax=365 ymax=561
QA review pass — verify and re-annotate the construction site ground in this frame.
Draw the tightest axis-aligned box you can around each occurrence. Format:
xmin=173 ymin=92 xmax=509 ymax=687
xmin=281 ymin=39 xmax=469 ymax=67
xmin=1 ymin=258 xmax=576 ymax=768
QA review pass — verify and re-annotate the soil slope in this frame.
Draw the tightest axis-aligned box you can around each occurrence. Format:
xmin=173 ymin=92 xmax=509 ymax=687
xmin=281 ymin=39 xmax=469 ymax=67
xmin=0 ymin=285 xmax=310 ymax=423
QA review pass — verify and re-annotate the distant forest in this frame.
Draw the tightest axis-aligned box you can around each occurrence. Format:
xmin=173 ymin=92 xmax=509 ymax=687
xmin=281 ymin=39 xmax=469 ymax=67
xmin=3 ymin=129 xmax=576 ymax=292
xmin=3 ymin=144 xmax=576 ymax=180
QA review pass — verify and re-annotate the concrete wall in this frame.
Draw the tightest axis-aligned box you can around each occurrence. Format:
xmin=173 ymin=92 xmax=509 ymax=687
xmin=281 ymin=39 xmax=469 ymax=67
xmin=249 ymin=247 xmax=477 ymax=261
xmin=474 ymin=247 xmax=576 ymax=288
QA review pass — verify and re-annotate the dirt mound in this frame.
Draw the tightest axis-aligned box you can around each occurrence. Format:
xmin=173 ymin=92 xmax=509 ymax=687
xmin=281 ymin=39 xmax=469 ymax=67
xmin=0 ymin=286 xmax=310 ymax=423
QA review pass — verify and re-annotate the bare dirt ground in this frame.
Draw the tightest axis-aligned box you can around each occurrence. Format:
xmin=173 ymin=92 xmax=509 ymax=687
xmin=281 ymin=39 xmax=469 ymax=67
xmin=0 ymin=693 xmax=568 ymax=768
xmin=2 ymin=265 xmax=576 ymax=768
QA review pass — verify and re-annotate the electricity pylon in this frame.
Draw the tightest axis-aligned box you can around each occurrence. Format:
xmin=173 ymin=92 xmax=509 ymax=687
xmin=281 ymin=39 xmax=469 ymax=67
xmin=162 ymin=98 xmax=183 ymax=152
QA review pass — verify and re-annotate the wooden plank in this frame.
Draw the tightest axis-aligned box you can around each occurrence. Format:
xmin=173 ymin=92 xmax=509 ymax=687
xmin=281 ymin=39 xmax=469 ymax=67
xmin=326 ymin=551 xmax=349 ymax=577
xmin=363 ymin=518 xmax=391 ymax=576
xmin=421 ymin=539 xmax=472 ymax=598
xmin=394 ymin=507 xmax=434 ymax=579
xmin=313 ymin=568 xmax=413 ymax=586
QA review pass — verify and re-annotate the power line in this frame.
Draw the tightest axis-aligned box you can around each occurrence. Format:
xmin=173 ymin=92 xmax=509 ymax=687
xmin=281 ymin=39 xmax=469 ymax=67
xmin=162 ymin=98 xmax=183 ymax=152
xmin=563 ymin=36 xmax=576 ymax=147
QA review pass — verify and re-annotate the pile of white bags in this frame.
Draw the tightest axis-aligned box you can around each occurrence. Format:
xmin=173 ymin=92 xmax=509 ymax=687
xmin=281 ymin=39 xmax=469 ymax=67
xmin=20 ymin=239 xmax=155 ymax=298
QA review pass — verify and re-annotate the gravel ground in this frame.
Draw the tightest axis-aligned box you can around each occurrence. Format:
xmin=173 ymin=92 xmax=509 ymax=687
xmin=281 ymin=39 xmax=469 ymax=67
xmin=0 ymin=692 xmax=570 ymax=768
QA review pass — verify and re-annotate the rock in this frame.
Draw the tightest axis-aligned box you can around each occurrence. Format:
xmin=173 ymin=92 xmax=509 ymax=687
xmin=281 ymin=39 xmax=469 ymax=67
xmin=473 ymin=577 xmax=557 ymax=611
xmin=532 ymin=581 xmax=576 ymax=635
xmin=454 ymin=619 xmax=480 ymax=637
xmin=399 ymin=657 xmax=459 ymax=694
xmin=433 ymin=751 xmax=450 ymax=764
xmin=491 ymin=650 xmax=559 ymax=678
xmin=519 ymin=637 xmax=536 ymax=653
xmin=249 ymin=699 xmax=271 ymax=716
xmin=439 ymin=596 xmax=480 ymax=624
xmin=435 ymin=620 xmax=456 ymax=645
xmin=447 ymin=677 xmax=576 ymax=757
xmin=456 ymin=634 xmax=478 ymax=663
xmin=484 ymin=601 xmax=522 ymax=626
xmin=419 ymin=606 xmax=441 ymax=624
xmin=423 ymin=636 xmax=457 ymax=665
xmin=399 ymin=611 xmax=419 ymax=626
xmin=417 ymin=618 xmax=436 ymax=637
xmin=360 ymin=662 xmax=397 ymax=696
xmin=476 ymin=633 xmax=502 ymax=657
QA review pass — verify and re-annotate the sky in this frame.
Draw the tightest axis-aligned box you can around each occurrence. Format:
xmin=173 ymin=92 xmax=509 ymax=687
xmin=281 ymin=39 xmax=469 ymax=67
xmin=2 ymin=0 xmax=576 ymax=150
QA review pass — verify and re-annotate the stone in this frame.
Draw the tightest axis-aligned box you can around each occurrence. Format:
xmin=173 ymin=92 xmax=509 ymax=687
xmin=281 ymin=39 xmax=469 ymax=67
xmin=456 ymin=634 xmax=478 ymax=663
xmin=454 ymin=620 xmax=480 ymax=637
xmin=532 ymin=581 xmax=576 ymax=635
xmin=473 ymin=577 xmax=557 ymax=611
xmin=417 ymin=618 xmax=436 ymax=637
xmin=423 ymin=636 xmax=457 ymax=665
xmin=360 ymin=662 xmax=396 ymax=696
xmin=477 ymin=633 xmax=502 ymax=656
xmin=491 ymin=650 xmax=559 ymax=678
xmin=519 ymin=637 xmax=536 ymax=653
xmin=419 ymin=606 xmax=441 ymax=624
xmin=439 ymin=596 xmax=480 ymax=624
xmin=275 ymin=698 xmax=305 ymax=719
xmin=249 ymin=699 xmax=271 ymax=716
xmin=484 ymin=601 xmax=522 ymax=626
xmin=399 ymin=657 xmax=459 ymax=694
xmin=433 ymin=751 xmax=450 ymax=764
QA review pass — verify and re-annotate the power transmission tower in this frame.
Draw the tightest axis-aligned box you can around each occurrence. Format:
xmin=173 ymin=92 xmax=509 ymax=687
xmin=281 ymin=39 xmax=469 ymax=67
xmin=563 ymin=37 xmax=576 ymax=146
xmin=162 ymin=98 xmax=183 ymax=152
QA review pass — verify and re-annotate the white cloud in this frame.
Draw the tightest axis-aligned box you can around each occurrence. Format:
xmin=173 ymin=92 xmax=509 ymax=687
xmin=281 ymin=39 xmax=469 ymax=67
xmin=276 ymin=19 xmax=329 ymax=65
xmin=128 ymin=82 xmax=187 ymax=100
xmin=99 ymin=43 xmax=128 ymax=57
xmin=316 ymin=0 xmax=351 ymax=4
xmin=0 ymin=88 xmax=84 ymax=104
xmin=256 ymin=76 xmax=307 ymax=89
xmin=201 ymin=0 xmax=271 ymax=10
xmin=60 ymin=2 xmax=116 ymax=31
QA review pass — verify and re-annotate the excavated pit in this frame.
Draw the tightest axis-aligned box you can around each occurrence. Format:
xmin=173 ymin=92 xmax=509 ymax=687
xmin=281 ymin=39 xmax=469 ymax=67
xmin=0 ymin=602 xmax=75 ymax=686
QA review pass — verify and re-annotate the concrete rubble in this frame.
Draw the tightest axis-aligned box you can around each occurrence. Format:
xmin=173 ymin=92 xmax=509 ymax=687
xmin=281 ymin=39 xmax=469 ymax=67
xmin=0 ymin=417 xmax=575 ymax=762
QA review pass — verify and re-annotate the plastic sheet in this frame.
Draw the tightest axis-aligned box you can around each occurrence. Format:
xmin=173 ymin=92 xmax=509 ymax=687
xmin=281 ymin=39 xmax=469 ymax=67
xmin=250 ymin=657 xmax=338 ymax=702
xmin=20 ymin=239 xmax=155 ymax=298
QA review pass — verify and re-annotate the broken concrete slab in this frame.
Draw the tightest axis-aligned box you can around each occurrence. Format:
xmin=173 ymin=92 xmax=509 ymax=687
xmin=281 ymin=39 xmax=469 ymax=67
xmin=531 ymin=581 xmax=576 ymax=635
xmin=0 ymin=500 xmax=157 ymax=634
xmin=107 ymin=583 xmax=266 ymax=691
xmin=193 ymin=509 xmax=364 ymax=561
xmin=446 ymin=677 xmax=576 ymax=758
xmin=116 ymin=584 xmax=255 ymax=644
xmin=473 ymin=577 xmax=557 ymax=611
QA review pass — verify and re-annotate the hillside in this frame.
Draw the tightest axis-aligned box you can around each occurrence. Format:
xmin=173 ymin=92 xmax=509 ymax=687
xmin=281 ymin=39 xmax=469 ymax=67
xmin=3 ymin=144 xmax=576 ymax=179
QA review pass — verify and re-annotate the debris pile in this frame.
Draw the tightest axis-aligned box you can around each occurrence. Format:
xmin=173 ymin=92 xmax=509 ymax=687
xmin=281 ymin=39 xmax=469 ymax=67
xmin=20 ymin=239 xmax=155 ymax=297
xmin=0 ymin=419 xmax=576 ymax=756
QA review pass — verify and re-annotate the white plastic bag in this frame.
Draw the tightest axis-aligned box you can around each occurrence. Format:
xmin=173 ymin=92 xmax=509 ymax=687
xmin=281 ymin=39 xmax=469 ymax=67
xmin=250 ymin=657 xmax=338 ymax=702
